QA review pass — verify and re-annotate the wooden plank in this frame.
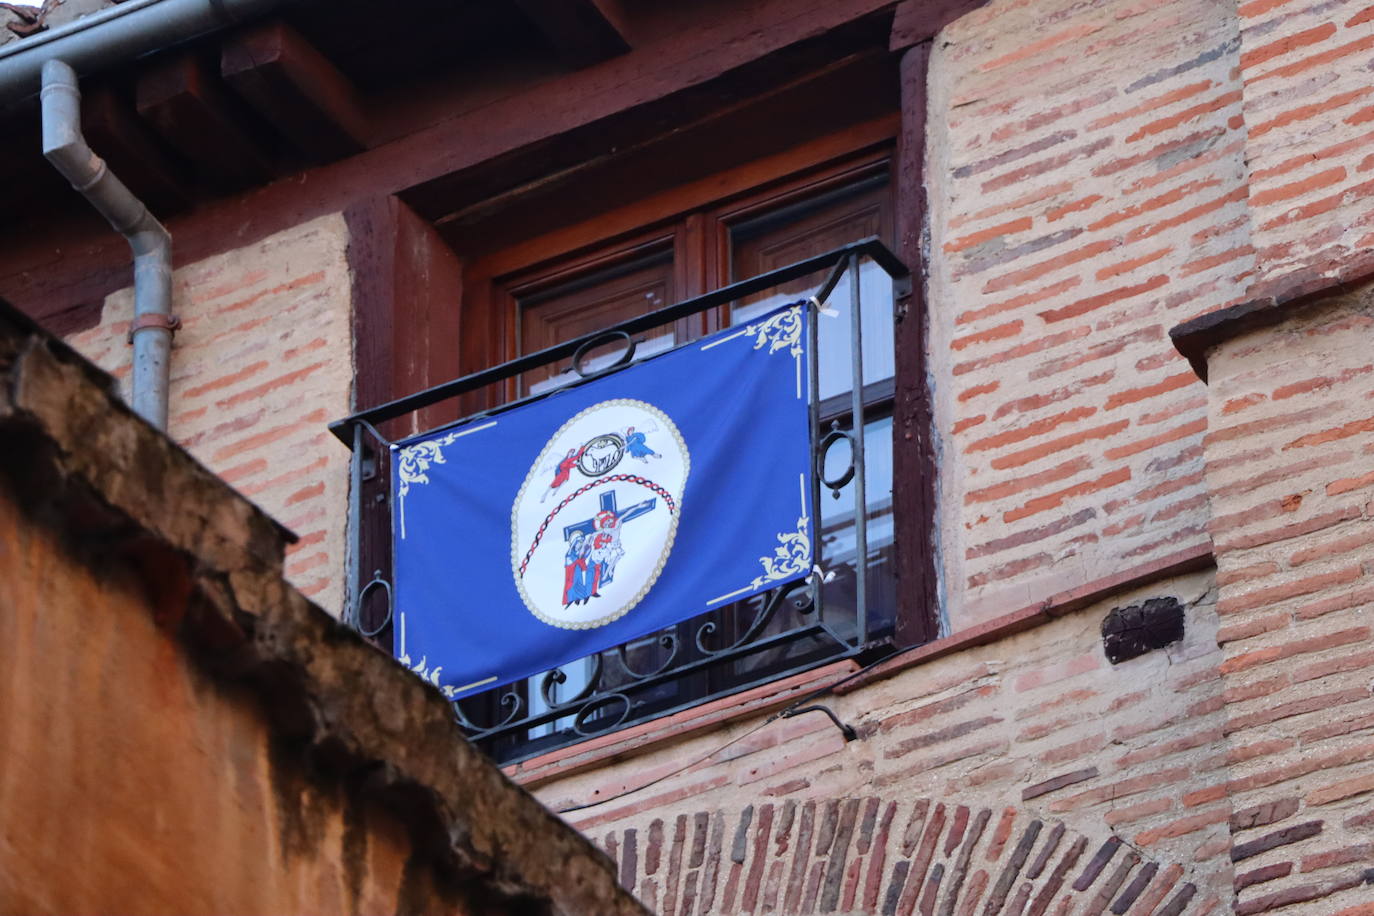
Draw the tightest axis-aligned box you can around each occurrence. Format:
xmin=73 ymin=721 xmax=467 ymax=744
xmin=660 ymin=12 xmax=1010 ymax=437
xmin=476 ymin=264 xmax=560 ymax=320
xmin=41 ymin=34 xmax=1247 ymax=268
xmin=889 ymin=0 xmax=992 ymax=50
xmin=3 ymin=0 xmax=897 ymax=322
xmin=136 ymin=53 xmax=276 ymax=190
xmin=437 ymin=47 xmax=898 ymax=259
xmin=891 ymin=41 xmax=939 ymax=648
xmin=513 ymin=0 xmax=631 ymax=69
xmin=220 ymin=20 xmax=368 ymax=162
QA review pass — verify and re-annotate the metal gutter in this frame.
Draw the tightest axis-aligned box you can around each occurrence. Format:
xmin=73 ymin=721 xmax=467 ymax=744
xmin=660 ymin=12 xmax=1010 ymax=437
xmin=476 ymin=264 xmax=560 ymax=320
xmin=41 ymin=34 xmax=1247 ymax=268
xmin=42 ymin=58 xmax=174 ymax=428
xmin=0 ymin=0 xmax=284 ymax=108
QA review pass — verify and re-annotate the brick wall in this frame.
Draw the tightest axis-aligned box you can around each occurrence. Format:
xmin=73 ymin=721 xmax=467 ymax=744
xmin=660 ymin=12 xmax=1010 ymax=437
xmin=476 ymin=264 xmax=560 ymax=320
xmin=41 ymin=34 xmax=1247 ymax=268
xmin=526 ymin=569 xmax=1236 ymax=913
xmin=1238 ymin=0 xmax=1374 ymax=289
xmin=63 ymin=213 xmax=354 ymax=614
xmin=1202 ymin=286 xmax=1374 ymax=915
xmin=927 ymin=0 xmax=1247 ymax=628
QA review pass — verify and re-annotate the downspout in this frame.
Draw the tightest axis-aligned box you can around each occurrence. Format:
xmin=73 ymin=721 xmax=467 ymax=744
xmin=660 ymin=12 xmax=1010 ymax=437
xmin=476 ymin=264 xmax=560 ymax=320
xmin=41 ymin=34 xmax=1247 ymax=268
xmin=41 ymin=58 xmax=173 ymax=429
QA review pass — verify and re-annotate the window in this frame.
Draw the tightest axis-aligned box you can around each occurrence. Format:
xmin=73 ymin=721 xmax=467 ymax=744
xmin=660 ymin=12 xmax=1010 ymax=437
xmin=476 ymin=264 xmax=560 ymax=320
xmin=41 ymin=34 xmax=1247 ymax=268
xmin=441 ymin=141 xmax=921 ymax=762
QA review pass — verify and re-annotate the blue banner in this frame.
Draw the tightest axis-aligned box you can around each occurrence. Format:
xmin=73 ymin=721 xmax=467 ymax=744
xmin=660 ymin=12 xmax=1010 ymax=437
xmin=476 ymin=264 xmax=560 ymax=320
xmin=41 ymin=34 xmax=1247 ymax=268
xmin=392 ymin=303 xmax=814 ymax=700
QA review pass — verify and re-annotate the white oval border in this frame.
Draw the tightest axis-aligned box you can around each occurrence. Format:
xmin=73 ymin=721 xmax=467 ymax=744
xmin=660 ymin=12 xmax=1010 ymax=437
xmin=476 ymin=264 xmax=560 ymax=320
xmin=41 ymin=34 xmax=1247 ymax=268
xmin=510 ymin=398 xmax=691 ymax=630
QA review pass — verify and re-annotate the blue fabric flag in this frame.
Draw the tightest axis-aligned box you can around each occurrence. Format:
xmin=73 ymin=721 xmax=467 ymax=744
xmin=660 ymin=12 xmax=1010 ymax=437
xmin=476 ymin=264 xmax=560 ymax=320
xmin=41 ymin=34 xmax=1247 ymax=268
xmin=392 ymin=302 xmax=814 ymax=700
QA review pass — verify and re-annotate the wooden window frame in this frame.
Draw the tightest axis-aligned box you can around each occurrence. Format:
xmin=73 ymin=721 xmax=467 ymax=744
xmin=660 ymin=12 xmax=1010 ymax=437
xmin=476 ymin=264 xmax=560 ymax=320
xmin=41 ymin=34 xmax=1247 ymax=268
xmin=458 ymin=122 xmax=935 ymax=647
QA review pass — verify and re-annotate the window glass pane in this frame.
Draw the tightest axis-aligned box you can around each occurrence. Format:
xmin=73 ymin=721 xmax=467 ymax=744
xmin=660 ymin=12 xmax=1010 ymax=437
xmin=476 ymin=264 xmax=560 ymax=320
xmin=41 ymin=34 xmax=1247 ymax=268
xmin=728 ymin=174 xmax=894 ymax=401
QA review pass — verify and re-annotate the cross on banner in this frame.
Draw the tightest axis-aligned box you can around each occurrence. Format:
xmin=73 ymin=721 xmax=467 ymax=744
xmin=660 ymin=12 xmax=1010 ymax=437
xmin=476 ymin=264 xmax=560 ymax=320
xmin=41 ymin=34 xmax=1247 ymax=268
xmin=562 ymin=490 xmax=656 ymax=541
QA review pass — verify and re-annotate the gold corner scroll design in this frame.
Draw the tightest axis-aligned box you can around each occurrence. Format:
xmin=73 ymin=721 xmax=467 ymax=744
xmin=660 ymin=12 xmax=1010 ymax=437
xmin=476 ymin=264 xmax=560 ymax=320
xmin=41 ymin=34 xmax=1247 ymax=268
xmin=698 ymin=303 xmax=806 ymax=399
xmin=395 ymin=420 xmax=497 ymax=538
xmin=707 ymin=472 xmax=811 ymax=607
xmin=398 ymin=611 xmax=496 ymax=699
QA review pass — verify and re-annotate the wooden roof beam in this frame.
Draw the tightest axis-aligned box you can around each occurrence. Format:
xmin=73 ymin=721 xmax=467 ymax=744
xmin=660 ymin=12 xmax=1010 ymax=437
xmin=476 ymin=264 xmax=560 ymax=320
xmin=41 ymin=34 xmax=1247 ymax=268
xmin=136 ymin=53 xmax=276 ymax=191
xmin=220 ymin=21 xmax=368 ymax=163
xmin=513 ymin=0 xmax=631 ymax=69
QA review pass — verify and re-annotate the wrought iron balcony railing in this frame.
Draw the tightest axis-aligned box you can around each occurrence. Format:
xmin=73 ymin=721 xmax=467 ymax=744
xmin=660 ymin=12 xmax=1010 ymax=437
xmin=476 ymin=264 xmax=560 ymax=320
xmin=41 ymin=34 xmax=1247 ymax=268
xmin=330 ymin=237 xmax=910 ymax=765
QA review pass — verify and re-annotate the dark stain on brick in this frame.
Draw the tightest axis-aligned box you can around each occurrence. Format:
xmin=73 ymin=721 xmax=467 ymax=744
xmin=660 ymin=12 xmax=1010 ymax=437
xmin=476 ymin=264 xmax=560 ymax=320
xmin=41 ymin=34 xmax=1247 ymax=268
xmin=689 ymin=812 xmax=708 ymax=869
xmin=919 ymin=862 xmax=944 ymax=916
xmin=741 ymin=804 xmax=774 ymax=913
xmin=820 ymin=798 xmax=862 ymax=911
xmin=1230 ymin=798 xmax=1300 ymax=833
xmin=953 ymin=131 xmax=1077 ymax=180
xmin=731 ymin=805 xmax=754 ymax=865
xmin=1022 ymin=767 xmax=1099 ymax=802
xmin=937 ymin=807 xmax=990 ymax=916
xmin=961 ymin=229 xmax=1084 ymax=276
xmin=1125 ymin=36 xmax=1239 ymax=94
xmin=620 ymin=828 xmax=639 ymax=893
xmin=1235 ymin=862 xmax=1292 ymax=893
xmin=1027 ymin=835 xmax=1088 ymax=916
xmin=1232 ymin=821 xmax=1323 ymax=862
xmin=784 ymin=802 xmax=816 ymax=914
xmin=816 ymin=799 xmax=841 ymax=856
xmin=1026 ymin=822 xmax=1063 ymax=881
xmin=1101 ymin=597 xmax=1185 ymax=664
xmin=699 ymin=816 xmax=723 ymax=913
xmin=1110 ymin=860 xmax=1156 ymax=915
xmin=858 ymin=796 xmax=881 ymax=854
xmin=1073 ymin=836 xmax=1122 ymax=892
xmin=883 ymin=860 xmax=911 ymax=916
xmin=1154 ymin=882 xmax=1197 ymax=916
xmin=985 ymin=819 xmax=1042 ymax=916
xmin=903 ymin=799 xmax=931 ymax=856
xmin=647 ymin=818 xmax=664 ymax=875
xmin=945 ymin=805 xmax=971 ymax=857
xmin=1083 ymin=850 xmax=1140 ymax=916
xmin=888 ymin=717 xmax=1005 ymax=759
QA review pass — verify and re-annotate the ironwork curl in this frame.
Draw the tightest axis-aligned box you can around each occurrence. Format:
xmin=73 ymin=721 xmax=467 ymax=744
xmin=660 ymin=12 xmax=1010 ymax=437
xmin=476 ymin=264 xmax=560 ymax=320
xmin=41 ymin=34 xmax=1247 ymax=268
xmin=539 ymin=653 xmax=604 ymax=709
xmin=615 ymin=631 xmax=679 ymax=679
xmin=452 ymin=686 xmax=524 ymax=734
xmin=356 ymin=572 xmax=393 ymax=637
xmin=695 ymin=580 xmax=806 ymax=656
xmin=818 ymin=420 xmax=855 ymax=499
xmin=573 ymin=693 xmax=633 ymax=736
xmin=572 ymin=329 xmax=636 ymax=378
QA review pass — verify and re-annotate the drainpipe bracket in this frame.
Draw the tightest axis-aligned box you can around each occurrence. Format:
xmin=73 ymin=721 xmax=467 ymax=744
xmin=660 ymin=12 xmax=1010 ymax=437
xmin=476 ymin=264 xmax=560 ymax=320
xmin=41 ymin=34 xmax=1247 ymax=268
xmin=127 ymin=312 xmax=181 ymax=344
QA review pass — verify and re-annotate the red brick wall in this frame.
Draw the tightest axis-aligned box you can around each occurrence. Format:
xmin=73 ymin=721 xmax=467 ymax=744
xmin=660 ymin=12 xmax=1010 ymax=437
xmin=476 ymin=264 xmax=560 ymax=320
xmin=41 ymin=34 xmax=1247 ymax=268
xmin=1239 ymin=0 xmax=1374 ymax=289
xmin=1203 ymin=287 xmax=1374 ymax=915
xmin=528 ymin=569 xmax=1234 ymax=912
xmin=927 ymin=0 xmax=1247 ymax=628
xmin=63 ymin=214 xmax=354 ymax=614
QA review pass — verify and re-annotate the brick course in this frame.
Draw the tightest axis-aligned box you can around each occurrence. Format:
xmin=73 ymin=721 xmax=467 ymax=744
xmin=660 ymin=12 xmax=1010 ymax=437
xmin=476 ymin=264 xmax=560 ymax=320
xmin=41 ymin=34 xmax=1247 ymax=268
xmin=1205 ymin=286 xmax=1374 ymax=915
xmin=63 ymin=214 xmax=353 ymax=614
xmin=928 ymin=0 xmax=1244 ymax=628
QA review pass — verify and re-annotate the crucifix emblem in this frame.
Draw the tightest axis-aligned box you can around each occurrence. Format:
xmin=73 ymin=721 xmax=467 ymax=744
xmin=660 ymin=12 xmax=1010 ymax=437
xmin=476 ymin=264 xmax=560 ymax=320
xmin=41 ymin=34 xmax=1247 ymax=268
xmin=563 ymin=490 xmax=656 ymax=542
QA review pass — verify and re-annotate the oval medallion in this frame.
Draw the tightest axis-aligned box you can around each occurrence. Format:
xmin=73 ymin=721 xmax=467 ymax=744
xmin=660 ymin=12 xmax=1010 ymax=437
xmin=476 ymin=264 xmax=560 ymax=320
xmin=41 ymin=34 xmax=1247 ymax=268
xmin=512 ymin=399 xmax=690 ymax=629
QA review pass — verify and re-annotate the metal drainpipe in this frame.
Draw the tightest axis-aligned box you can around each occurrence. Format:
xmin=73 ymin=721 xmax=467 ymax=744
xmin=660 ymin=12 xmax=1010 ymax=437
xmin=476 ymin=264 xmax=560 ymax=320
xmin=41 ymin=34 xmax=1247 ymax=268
xmin=40 ymin=58 xmax=175 ymax=430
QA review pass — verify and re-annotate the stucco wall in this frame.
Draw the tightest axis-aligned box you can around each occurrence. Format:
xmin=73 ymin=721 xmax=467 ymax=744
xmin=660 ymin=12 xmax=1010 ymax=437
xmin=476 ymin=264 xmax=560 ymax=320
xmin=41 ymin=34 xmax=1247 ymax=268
xmin=63 ymin=213 xmax=354 ymax=615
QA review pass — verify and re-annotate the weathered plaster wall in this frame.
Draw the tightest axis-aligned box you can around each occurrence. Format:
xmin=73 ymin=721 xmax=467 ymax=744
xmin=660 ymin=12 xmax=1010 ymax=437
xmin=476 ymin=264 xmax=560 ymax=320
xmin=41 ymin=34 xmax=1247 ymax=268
xmin=63 ymin=213 xmax=354 ymax=614
xmin=0 ymin=490 xmax=459 ymax=915
xmin=926 ymin=0 xmax=1247 ymax=629
xmin=525 ymin=569 xmax=1232 ymax=913
xmin=1203 ymin=286 xmax=1374 ymax=915
xmin=0 ymin=301 xmax=645 ymax=916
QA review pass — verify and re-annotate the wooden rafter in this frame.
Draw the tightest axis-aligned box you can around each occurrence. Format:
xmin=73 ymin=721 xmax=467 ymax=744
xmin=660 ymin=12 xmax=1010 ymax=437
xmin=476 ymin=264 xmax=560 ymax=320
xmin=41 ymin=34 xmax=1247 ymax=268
xmin=513 ymin=0 xmax=631 ymax=69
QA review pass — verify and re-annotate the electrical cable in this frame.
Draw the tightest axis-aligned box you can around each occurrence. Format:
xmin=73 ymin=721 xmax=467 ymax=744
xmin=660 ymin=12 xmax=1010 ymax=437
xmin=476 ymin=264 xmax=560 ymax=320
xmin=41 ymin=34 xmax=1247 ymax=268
xmin=551 ymin=645 xmax=913 ymax=815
